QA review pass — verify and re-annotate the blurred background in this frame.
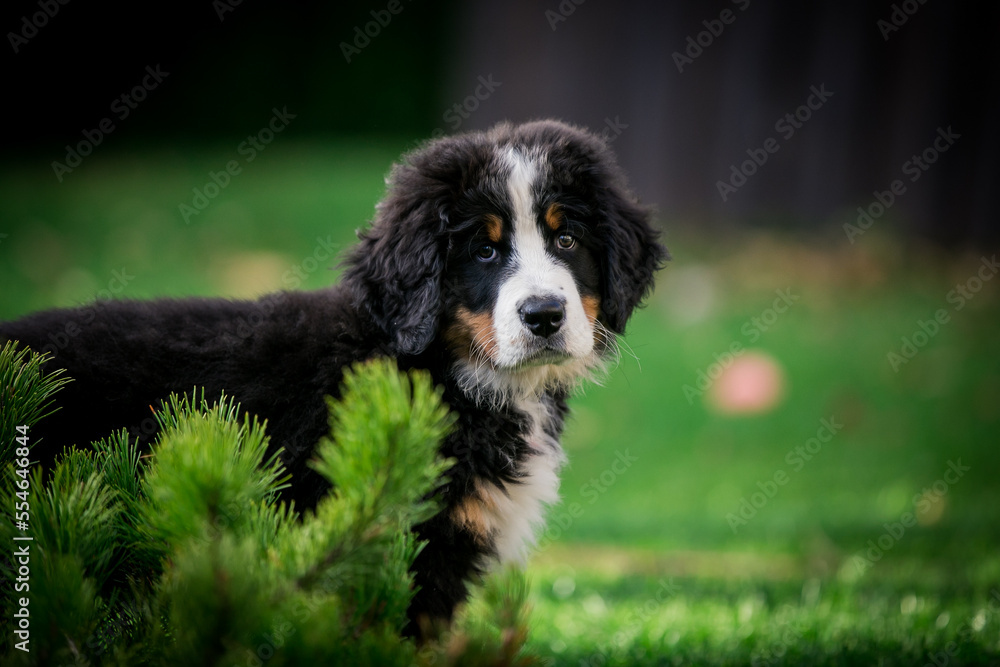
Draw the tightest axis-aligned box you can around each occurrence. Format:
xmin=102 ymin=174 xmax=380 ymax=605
xmin=2 ymin=0 xmax=999 ymax=663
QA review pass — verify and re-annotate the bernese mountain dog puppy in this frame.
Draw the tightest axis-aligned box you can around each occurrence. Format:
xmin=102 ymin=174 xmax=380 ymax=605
xmin=0 ymin=119 xmax=667 ymax=634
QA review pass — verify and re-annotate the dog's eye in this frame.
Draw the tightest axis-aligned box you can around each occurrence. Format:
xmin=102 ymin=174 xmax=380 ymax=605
xmin=556 ymin=234 xmax=576 ymax=250
xmin=475 ymin=244 xmax=498 ymax=261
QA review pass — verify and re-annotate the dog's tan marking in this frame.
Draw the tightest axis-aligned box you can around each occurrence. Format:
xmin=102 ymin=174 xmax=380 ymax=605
xmin=544 ymin=203 xmax=562 ymax=232
xmin=451 ymin=475 xmax=547 ymax=557
xmin=450 ymin=399 xmax=565 ymax=563
xmin=445 ymin=307 xmax=499 ymax=363
xmin=581 ymin=294 xmax=600 ymax=322
xmin=581 ymin=294 xmax=606 ymax=348
xmin=484 ymin=214 xmax=503 ymax=243
xmin=452 ymin=489 xmax=493 ymax=545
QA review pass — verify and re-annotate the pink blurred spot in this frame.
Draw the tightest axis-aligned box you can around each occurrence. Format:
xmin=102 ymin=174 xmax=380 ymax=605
xmin=707 ymin=351 xmax=786 ymax=415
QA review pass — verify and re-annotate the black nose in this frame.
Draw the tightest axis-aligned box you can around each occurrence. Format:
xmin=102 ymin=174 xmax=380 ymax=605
xmin=519 ymin=297 xmax=566 ymax=338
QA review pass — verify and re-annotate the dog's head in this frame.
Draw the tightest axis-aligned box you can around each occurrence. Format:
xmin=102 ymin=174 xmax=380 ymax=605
xmin=343 ymin=120 xmax=668 ymax=401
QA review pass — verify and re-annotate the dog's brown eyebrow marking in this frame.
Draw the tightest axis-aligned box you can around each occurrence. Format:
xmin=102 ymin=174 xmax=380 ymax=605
xmin=484 ymin=214 xmax=503 ymax=243
xmin=544 ymin=203 xmax=563 ymax=232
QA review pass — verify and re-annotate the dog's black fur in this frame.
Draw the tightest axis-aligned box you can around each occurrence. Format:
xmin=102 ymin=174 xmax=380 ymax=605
xmin=0 ymin=120 xmax=666 ymax=633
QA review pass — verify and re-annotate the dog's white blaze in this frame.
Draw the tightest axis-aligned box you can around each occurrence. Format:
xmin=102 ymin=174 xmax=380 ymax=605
xmin=494 ymin=148 xmax=594 ymax=369
xmin=477 ymin=397 xmax=565 ymax=564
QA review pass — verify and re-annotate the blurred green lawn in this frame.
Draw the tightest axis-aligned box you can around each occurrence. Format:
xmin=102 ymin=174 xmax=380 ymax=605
xmin=2 ymin=142 xmax=999 ymax=665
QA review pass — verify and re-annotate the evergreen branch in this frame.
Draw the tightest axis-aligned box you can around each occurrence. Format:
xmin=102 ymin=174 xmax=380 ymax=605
xmin=0 ymin=351 xmax=539 ymax=664
xmin=294 ymin=360 xmax=454 ymax=593
xmin=0 ymin=340 xmax=71 ymax=463
xmin=142 ymin=390 xmax=287 ymax=545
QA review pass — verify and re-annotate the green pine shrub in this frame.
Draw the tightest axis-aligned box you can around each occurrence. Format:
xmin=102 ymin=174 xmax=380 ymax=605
xmin=0 ymin=342 xmax=538 ymax=666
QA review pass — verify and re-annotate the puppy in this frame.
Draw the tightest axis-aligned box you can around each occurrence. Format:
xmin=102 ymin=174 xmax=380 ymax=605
xmin=0 ymin=119 xmax=667 ymax=632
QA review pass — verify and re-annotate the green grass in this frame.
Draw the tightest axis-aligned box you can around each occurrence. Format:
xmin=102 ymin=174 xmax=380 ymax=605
xmin=2 ymin=142 xmax=999 ymax=665
xmin=525 ymin=561 xmax=1000 ymax=666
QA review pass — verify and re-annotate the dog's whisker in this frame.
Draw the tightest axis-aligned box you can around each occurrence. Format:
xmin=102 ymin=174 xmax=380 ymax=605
xmin=470 ymin=329 xmax=494 ymax=365
xmin=613 ymin=331 xmax=640 ymax=372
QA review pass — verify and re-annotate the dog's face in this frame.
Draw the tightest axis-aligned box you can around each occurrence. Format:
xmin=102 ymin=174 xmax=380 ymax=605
xmin=441 ymin=146 xmax=606 ymax=396
xmin=345 ymin=120 xmax=667 ymax=402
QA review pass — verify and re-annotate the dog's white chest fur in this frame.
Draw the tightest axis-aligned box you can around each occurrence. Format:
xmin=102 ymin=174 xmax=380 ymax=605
xmin=458 ymin=396 xmax=565 ymax=564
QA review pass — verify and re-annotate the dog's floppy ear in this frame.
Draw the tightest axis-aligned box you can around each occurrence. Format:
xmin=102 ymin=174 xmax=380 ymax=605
xmin=595 ymin=175 xmax=669 ymax=334
xmin=342 ymin=157 xmax=451 ymax=356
